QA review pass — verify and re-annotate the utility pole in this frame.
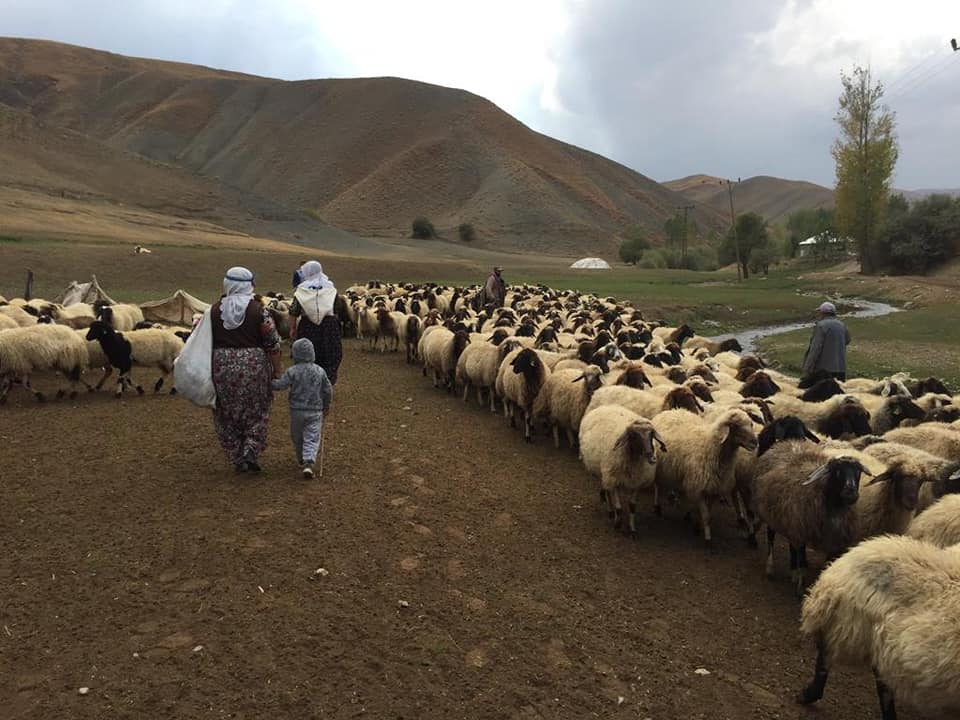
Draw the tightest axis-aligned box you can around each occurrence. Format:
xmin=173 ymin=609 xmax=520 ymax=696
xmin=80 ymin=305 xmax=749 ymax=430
xmin=677 ymin=204 xmax=694 ymax=263
xmin=726 ymin=178 xmax=742 ymax=282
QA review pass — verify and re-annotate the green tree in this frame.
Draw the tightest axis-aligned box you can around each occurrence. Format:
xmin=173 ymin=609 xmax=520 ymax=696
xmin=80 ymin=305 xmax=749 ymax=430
xmin=719 ymin=212 xmax=769 ymax=279
xmin=786 ymin=207 xmax=835 ymax=257
xmin=664 ymin=214 xmax=684 ymax=247
xmin=411 ymin=216 xmax=436 ymax=239
xmin=832 ymin=65 xmax=899 ymax=273
xmin=618 ymin=226 xmax=651 ymax=265
xmin=880 ymin=194 xmax=960 ymax=274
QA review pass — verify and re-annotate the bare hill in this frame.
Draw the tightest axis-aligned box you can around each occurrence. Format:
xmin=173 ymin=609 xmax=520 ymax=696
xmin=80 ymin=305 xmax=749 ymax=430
xmin=665 ymin=174 xmax=834 ymax=225
xmin=0 ymin=38 xmax=722 ymax=256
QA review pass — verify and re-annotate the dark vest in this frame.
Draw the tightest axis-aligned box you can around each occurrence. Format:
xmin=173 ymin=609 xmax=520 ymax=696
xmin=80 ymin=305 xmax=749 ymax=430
xmin=212 ymin=299 xmax=264 ymax=349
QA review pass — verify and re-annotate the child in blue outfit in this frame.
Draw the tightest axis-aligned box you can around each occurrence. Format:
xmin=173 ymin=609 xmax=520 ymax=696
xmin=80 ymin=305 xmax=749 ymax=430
xmin=271 ymin=338 xmax=333 ymax=479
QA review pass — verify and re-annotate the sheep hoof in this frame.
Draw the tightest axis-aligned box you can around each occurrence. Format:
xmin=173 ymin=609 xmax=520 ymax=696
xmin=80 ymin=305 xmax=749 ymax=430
xmin=704 ymin=540 xmax=717 ymax=555
xmin=56 ymin=389 xmax=67 ymax=399
xmin=69 ymin=391 xmax=78 ymax=400
xmin=34 ymin=393 xmax=46 ymax=403
xmin=746 ymin=534 xmax=759 ymax=549
xmin=797 ymin=687 xmax=822 ymax=705
xmin=653 ymin=505 xmax=662 ymax=517
xmin=136 ymin=386 xmax=145 ymax=396
xmin=169 ymin=388 xmax=177 ymax=395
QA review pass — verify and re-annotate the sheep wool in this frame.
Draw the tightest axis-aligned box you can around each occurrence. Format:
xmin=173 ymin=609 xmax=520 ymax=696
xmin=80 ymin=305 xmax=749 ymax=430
xmin=799 ymin=534 xmax=960 ymax=716
xmin=650 ymin=407 xmax=758 ymax=546
xmin=579 ymin=404 xmax=664 ymax=536
xmin=907 ymin=494 xmax=960 ymax=548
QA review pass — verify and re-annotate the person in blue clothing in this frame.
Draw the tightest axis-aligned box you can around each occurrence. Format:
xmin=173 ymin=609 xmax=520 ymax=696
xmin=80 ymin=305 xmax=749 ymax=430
xmin=802 ymin=301 xmax=851 ymax=382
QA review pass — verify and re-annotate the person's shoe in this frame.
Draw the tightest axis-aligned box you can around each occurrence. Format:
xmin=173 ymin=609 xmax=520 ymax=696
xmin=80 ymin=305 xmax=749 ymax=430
xmin=235 ymin=461 xmax=249 ymax=474
xmin=302 ymin=464 xmax=314 ymax=479
xmin=246 ymin=459 xmax=262 ymax=473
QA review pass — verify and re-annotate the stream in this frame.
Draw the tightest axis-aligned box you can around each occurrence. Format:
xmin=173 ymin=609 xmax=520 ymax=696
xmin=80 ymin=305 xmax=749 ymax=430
xmin=709 ymin=297 xmax=901 ymax=354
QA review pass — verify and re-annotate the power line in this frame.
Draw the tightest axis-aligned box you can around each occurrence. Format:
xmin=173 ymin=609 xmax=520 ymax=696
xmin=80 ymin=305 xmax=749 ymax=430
xmin=886 ymin=39 xmax=960 ymax=103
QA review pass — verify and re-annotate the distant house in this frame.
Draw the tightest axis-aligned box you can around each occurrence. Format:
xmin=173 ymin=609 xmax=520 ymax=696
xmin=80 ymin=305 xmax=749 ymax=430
xmin=798 ymin=234 xmax=850 ymax=259
xmin=570 ymin=257 xmax=612 ymax=269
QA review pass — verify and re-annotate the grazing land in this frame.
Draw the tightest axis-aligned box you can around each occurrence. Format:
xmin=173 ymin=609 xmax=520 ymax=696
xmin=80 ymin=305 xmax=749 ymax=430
xmin=2 ymin=239 xmax=956 ymax=719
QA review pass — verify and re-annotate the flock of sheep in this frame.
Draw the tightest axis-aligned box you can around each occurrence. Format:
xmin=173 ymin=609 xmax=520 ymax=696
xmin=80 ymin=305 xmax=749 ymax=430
xmin=0 ymin=296 xmax=190 ymax=401
xmin=341 ymin=279 xmax=960 ymax=720
xmin=5 ymin=278 xmax=960 ymax=717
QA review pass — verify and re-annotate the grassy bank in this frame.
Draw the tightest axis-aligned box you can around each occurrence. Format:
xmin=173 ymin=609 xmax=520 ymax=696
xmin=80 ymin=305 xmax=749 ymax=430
xmin=758 ymin=304 xmax=960 ymax=387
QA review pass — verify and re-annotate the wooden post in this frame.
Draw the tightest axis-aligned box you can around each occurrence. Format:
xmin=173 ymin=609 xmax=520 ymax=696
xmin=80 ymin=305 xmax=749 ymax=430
xmin=24 ymin=269 xmax=34 ymax=300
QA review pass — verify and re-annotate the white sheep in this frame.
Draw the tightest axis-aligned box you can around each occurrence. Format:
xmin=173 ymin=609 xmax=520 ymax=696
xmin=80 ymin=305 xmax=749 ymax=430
xmin=95 ymin=302 xmax=144 ymax=331
xmin=532 ymin=365 xmax=604 ymax=449
xmin=495 ymin=347 xmax=550 ymax=441
xmin=579 ymin=405 xmax=666 ymax=536
xmin=799 ymin=534 xmax=960 ymax=717
xmin=419 ymin=326 xmax=470 ymax=391
xmin=650 ymin=408 xmax=758 ymax=549
xmin=0 ymin=324 xmax=89 ymax=402
xmin=0 ymin=314 xmax=18 ymax=331
xmin=0 ymin=303 xmax=38 ymax=327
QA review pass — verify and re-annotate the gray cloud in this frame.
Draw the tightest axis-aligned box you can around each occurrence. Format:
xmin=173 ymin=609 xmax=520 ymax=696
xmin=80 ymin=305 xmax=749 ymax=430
xmin=545 ymin=0 xmax=960 ymax=188
xmin=2 ymin=0 xmax=957 ymax=189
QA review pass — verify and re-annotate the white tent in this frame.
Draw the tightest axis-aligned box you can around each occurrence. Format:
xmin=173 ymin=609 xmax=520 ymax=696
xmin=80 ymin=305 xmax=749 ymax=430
xmin=570 ymin=257 xmax=612 ymax=269
xmin=140 ymin=290 xmax=211 ymax=326
xmin=55 ymin=275 xmax=118 ymax=306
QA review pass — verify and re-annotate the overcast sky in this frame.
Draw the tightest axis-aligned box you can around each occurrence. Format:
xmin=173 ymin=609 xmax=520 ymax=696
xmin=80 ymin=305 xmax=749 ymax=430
xmin=4 ymin=0 xmax=959 ymax=188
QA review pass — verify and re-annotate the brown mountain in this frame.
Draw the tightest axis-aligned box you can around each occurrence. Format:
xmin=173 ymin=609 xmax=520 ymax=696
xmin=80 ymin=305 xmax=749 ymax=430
xmin=0 ymin=38 xmax=722 ymax=256
xmin=665 ymin=174 xmax=834 ymax=225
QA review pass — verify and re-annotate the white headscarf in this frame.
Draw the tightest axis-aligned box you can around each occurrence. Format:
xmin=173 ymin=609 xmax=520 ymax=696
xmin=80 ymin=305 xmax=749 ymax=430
xmin=220 ymin=266 xmax=255 ymax=331
xmin=297 ymin=261 xmax=334 ymax=291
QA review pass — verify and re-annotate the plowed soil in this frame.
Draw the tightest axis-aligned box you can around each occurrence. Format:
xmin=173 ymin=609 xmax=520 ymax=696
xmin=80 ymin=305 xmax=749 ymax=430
xmin=2 ymin=341 xmax=927 ymax=719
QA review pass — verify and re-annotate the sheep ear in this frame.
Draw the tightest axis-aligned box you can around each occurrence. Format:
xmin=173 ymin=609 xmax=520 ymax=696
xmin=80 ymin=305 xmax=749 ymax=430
xmin=717 ymin=425 xmax=730 ymax=445
xmin=856 ymin=462 xmax=874 ymax=477
xmin=804 ymin=427 xmax=821 ymax=443
xmin=652 ymin=431 xmax=667 ymax=452
xmin=746 ymin=411 xmax=764 ymax=424
xmin=950 ymin=468 xmax=960 ymax=482
xmin=866 ymin=471 xmax=891 ymax=486
xmin=802 ymin=462 xmax=832 ymax=486
xmin=881 ymin=384 xmax=891 ymax=397
xmin=572 ymin=374 xmax=585 ymax=383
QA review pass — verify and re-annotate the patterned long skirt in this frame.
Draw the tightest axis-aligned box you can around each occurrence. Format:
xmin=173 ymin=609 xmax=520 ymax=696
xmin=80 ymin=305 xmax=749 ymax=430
xmin=212 ymin=347 xmax=273 ymax=466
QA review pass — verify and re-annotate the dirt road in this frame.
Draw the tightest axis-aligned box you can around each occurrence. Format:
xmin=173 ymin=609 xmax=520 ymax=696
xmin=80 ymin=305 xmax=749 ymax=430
xmin=1 ymin=341 xmax=921 ymax=719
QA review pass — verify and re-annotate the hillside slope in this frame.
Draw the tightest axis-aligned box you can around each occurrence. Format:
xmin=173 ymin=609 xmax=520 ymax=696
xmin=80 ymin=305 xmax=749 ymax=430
xmin=665 ymin=174 xmax=834 ymax=225
xmin=0 ymin=38 xmax=722 ymax=255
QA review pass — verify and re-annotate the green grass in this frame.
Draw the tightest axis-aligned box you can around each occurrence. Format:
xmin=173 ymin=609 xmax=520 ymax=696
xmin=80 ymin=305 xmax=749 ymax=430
xmin=758 ymin=304 xmax=960 ymax=387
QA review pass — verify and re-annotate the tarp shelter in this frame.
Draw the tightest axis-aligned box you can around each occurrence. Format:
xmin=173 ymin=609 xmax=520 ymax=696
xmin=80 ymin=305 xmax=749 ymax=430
xmin=140 ymin=290 xmax=211 ymax=326
xmin=570 ymin=257 xmax=612 ymax=269
xmin=55 ymin=275 xmax=118 ymax=306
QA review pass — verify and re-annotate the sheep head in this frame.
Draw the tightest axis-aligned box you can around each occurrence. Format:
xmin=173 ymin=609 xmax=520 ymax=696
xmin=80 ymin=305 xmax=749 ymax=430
xmin=85 ymin=320 xmax=111 ymax=341
xmin=800 ymin=378 xmax=845 ymax=403
xmin=684 ymin=377 xmax=714 ymax=403
xmin=741 ymin=397 xmax=775 ymax=424
xmin=664 ymin=386 xmax=704 ymax=414
xmin=801 ymin=456 xmax=871 ymax=508
xmin=616 ymin=365 xmax=652 ymax=389
xmin=717 ymin=409 xmax=758 ymax=452
xmin=615 ymin=421 xmax=666 ymax=465
xmin=740 ymin=371 xmax=780 ymax=399
xmin=718 ymin=337 xmax=743 ymax=353
xmin=757 ymin=416 xmax=820 ymax=456
xmin=866 ymin=460 xmax=922 ymax=512
xmin=572 ymin=366 xmax=604 ymax=394
xmin=822 ymin=397 xmax=873 ymax=439
xmin=665 ymin=367 xmax=687 ymax=384
xmin=884 ymin=396 xmax=926 ymax=427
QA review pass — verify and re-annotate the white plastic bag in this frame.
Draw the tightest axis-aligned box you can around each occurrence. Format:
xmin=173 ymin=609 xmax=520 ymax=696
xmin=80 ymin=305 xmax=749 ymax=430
xmin=173 ymin=309 xmax=216 ymax=409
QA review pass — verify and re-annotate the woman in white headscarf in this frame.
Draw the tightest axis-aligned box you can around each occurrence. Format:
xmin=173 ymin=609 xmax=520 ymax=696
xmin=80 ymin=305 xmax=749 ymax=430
xmin=210 ymin=266 xmax=282 ymax=473
xmin=289 ymin=260 xmax=343 ymax=384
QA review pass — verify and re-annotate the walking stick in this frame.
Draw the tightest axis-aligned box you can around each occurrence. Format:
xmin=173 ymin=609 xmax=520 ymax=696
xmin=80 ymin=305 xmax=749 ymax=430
xmin=317 ymin=420 xmax=325 ymax=479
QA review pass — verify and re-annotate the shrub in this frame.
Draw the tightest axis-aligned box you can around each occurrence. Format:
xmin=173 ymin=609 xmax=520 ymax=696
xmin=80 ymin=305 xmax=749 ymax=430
xmin=684 ymin=245 xmax=719 ymax=272
xmin=411 ymin=217 xmax=436 ymax=239
xmin=619 ymin=226 xmax=651 ymax=264
xmin=457 ymin=223 xmax=476 ymax=242
xmin=304 ymin=208 xmax=324 ymax=223
xmin=638 ymin=249 xmax=667 ymax=269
